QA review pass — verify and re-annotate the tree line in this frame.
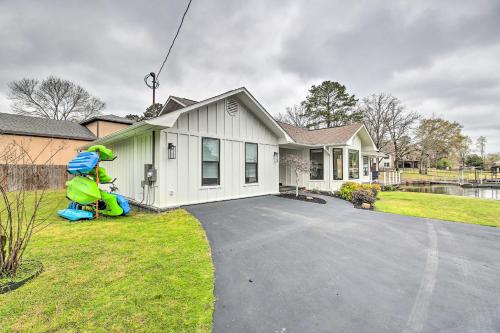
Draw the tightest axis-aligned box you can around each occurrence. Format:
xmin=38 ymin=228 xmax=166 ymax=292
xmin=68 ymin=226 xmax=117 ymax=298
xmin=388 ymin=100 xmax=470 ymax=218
xmin=6 ymin=76 xmax=497 ymax=171
xmin=276 ymin=80 xmax=496 ymax=172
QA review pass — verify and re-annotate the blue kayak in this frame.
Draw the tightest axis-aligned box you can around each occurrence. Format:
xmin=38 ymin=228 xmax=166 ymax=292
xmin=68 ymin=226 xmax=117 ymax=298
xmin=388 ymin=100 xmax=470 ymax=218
xmin=115 ymin=194 xmax=131 ymax=215
xmin=68 ymin=201 xmax=81 ymax=210
xmin=67 ymin=152 xmax=99 ymax=175
xmin=58 ymin=208 xmax=94 ymax=221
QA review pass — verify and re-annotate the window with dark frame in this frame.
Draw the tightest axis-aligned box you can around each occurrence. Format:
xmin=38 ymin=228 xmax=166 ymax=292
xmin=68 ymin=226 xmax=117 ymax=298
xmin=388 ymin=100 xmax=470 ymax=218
xmin=363 ymin=156 xmax=369 ymax=176
xmin=348 ymin=149 xmax=359 ymax=179
xmin=202 ymin=137 xmax=220 ymax=186
xmin=333 ymin=148 xmax=343 ymax=180
xmin=245 ymin=142 xmax=258 ymax=183
xmin=310 ymin=149 xmax=324 ymax=180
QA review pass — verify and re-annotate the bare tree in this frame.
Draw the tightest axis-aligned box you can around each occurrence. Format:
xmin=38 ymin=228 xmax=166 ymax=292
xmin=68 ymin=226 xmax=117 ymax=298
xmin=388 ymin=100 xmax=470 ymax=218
xmin=275 ymin=105 xmax=310 ymax=128
xmin=385 ymin=101 xmax=420 ymax=171
xmin=279 ymin=153 xmax=315 ymax=197
xmin=0 ymin=141 xmax=63 ymax=277
xmin=8 ymin=76 xmax=105 ymax=122
xmin=359 ymin=93 xmax=397 ymax=166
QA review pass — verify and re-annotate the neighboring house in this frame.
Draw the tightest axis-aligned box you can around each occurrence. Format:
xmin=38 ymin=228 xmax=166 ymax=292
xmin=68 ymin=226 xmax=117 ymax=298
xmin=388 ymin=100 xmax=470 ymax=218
xmin=381 ymin=142 xmax=420 ymax=170
xmin=379 ymin=154 xmax=393 ymax=170
xmin=81 ymin=115 xmax=135 ymax=138
xmin=0 ymin=113 xmax=133 ymax=165
xmin=84 ymin=87 xmax=382 ymax=209
xmin=491 ymin=161 xmax=500 ymax=176
xmin=397 ymin=151 xmax=421 ymax=169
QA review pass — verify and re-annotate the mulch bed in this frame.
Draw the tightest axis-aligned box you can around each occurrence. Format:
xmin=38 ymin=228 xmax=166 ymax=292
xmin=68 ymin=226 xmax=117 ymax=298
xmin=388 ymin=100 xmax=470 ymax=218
xmin=278 ymin=193 xmax=326 ymax=204
xmin=0 ymin=260 xmax=43 ymax=294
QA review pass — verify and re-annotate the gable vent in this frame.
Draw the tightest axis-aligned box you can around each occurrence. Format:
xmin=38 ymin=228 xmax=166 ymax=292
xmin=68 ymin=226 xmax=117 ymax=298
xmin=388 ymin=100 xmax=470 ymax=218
xmin=226 ymin=98 xmax=239 ymax=116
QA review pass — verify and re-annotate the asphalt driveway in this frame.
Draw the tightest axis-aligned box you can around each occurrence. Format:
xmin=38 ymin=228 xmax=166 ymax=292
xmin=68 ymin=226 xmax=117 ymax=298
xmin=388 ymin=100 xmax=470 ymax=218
xmin=186 ymin=195 xmax=500 ymax=333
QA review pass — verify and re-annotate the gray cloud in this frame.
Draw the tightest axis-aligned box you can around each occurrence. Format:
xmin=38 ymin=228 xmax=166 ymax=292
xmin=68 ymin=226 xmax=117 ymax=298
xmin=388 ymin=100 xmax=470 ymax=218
xmin=0 ymin=0 xmax=499 ymax=151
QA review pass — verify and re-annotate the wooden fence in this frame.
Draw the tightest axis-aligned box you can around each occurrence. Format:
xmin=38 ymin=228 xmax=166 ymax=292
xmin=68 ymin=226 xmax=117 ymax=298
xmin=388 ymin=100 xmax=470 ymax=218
xmin=0 ymin=164 xmax=69 ymax=192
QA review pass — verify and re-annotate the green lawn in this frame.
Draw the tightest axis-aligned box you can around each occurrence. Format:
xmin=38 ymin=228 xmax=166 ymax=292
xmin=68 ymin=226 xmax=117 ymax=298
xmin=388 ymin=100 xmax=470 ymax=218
xmin=0 ymin=191 xmax=214 ymax=333
xmin=376 ymin=191 xmax=500 ymax=227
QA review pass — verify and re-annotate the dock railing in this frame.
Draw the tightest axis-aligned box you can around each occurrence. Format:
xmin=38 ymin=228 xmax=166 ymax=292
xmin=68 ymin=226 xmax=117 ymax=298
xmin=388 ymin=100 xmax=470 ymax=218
xmin=399 ymin=168 xmax=499 ymax=184
xmin=377 ymin=170 xmax=401 ymax=186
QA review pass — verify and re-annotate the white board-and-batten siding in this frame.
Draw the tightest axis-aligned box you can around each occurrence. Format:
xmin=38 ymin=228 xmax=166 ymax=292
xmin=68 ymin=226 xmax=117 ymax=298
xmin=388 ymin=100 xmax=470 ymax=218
xmin=159 ymin=98 xmax=280 ymax=208
xmin=101 ymin=132 xmax=153 ymax=202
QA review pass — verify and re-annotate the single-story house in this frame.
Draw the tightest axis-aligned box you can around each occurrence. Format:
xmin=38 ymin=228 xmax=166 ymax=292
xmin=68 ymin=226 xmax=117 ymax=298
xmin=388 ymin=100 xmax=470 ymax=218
xmin=85 ymin=87 xmax=381 ymax=209
xmin=491 ymin=161 xmax=500 ymax=176
xmin=0 ymin=113 xmax=133 ymax=165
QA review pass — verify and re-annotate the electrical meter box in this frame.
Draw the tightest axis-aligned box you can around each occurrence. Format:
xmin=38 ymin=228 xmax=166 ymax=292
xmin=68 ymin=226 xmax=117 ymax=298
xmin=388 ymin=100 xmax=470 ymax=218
xmin=144 ymin=164 xmax=157 ymax=183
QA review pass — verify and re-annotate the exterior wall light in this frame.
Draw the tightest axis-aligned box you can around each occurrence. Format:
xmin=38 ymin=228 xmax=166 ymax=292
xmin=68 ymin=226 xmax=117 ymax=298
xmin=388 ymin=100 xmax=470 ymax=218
xmin=168 ymin=143 xmax=176 ymax=159
xmin=273 ymin=152 xmax=279 ymax=163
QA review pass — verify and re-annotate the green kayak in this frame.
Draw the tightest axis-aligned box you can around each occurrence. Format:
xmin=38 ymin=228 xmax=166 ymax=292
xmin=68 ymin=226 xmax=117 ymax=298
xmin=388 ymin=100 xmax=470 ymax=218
xmin=99 ymin=191 xmax=124 ymax=216
xmin=89 ymin=166 xmax=113 ymax=183
xmin=87 ymin=145 xmax=116 ymax=161
xmin=66 ymin=176 xmax=101 ymax=205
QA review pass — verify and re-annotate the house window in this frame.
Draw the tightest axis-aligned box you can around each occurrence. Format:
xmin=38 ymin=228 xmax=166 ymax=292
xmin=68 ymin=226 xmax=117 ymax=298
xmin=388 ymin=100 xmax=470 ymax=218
xmin=363 ymin=156 xmax=369 ymax=176
xmin=333 ymin=148 xmax=343 ymax=180
xmin=348 ymin=149 xmax=359 ymax=179
xmin=384 ymin=162 xmax=390 ymax=167
xmin=245 ymin=142 xmax=258 ymax=183
xmin=310 ymin=149 xmax=324 ymax=180
xmin=202 ymin=137 xmax=220 ymax=186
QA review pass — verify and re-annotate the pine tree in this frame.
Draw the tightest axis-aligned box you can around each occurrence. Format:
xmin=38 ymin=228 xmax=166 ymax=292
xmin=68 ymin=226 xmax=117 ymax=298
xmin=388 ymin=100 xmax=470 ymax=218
xmin=302 ymin=81 xmax=359 ymax=128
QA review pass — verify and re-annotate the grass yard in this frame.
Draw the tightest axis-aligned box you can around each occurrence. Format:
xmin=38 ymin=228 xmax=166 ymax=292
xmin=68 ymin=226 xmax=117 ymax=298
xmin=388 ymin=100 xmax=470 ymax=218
xmin=0 ymin=191 xmax=214 ymax=333
xmin=376 ymin=191 xmax=500 ymax=227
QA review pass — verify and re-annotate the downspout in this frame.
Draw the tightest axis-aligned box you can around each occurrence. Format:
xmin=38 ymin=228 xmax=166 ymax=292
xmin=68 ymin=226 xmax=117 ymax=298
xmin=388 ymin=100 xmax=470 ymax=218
xmin=152 ymin=130 xmax=155 ymax=167
xmin=151 ymin=130 xmax=156 ymax=206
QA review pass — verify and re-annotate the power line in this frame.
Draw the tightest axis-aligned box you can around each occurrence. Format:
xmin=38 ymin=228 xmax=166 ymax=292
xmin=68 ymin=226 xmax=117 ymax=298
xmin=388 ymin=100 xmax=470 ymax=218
xmin=156 ymin=0 xmax=193 ymax=79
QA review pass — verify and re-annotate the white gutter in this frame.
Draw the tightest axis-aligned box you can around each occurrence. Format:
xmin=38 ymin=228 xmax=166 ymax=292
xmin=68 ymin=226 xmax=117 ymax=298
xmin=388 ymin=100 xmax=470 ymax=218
xmin=79 ymin=121 xmax=168 ymax=149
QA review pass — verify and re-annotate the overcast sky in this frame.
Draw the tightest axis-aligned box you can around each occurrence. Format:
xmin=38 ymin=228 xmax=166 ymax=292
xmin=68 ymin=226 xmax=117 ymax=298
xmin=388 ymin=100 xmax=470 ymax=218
xmin=1 ymin=0 xmax=499 ymax=152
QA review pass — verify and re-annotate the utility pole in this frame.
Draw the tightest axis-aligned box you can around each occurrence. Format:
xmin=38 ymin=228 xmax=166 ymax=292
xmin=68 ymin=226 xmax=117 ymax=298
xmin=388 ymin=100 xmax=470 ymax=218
xmin=144 ymin=72 xmax=160 ymax=105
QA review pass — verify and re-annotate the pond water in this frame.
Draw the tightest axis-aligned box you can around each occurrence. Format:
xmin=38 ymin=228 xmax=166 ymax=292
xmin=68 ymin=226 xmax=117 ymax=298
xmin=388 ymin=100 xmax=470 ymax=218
xmin=399 ymin=184 xmax=500 ymax=200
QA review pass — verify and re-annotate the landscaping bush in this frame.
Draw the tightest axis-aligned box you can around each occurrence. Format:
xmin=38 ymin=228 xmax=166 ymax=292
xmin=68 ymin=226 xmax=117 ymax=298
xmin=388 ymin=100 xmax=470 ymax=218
xmin=362 ymin=183 xmax=381 ymax=197
xmin=338 ymin=182 xmax=360 ymax=201
xmin=352 ymin=188 xmax=376 ymax=208
xmin=339 ymin=182 xmax=381 ymax=201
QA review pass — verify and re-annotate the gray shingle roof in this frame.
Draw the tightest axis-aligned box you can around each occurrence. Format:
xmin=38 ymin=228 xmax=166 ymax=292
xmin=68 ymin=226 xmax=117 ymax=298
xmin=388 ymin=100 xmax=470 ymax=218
xmin=80 ymin=114 xmax=135 ymax=125
xmin=0 ymin=112 xmax=97 ymax=141
xmin=170 ymin=96 xmax=198 ymax=106
xmin=278 ymin=122 xmax=364 ymax=145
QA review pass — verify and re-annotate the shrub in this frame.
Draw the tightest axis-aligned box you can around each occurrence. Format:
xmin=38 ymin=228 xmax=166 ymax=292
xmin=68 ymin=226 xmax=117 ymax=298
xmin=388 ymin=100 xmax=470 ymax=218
xmin=436 ymin=158 xmax=452 ymax=170
xmin=338 ymin=182 xmax=360 ymax=201
xmin=383 ymin=184 xmax=397 ymax=191
xmin=361 ymin=183 xmax=381 ymax=197
xmin=352 ymin=188 xmax=376 ymax=208
xmin=339 ymin=182 xmax=381 ymax=201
